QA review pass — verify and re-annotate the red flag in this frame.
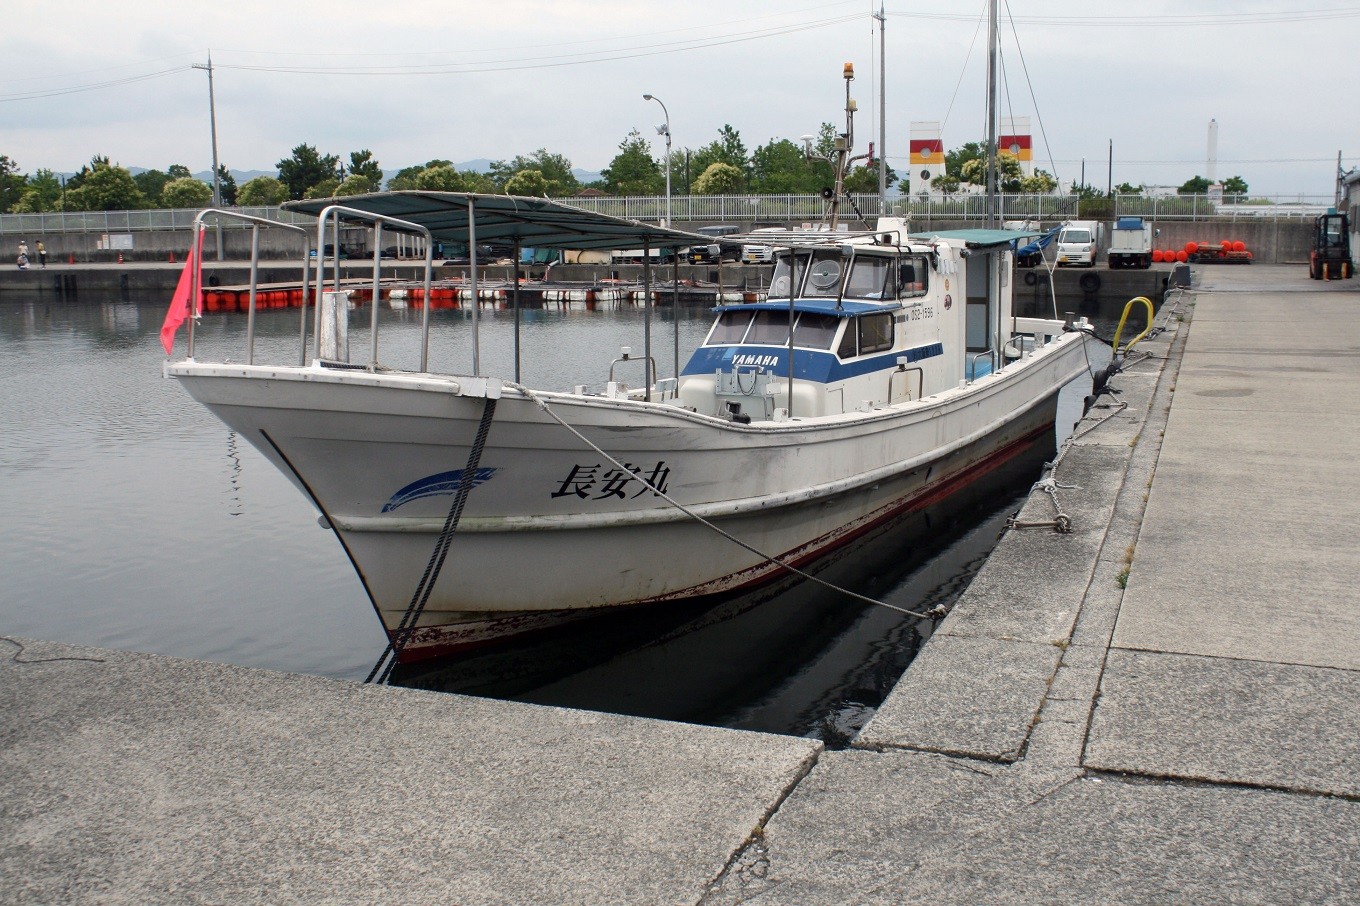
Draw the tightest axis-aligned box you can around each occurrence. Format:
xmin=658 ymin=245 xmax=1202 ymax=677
xmin=160 ymin=227 xmax=204 ymax=355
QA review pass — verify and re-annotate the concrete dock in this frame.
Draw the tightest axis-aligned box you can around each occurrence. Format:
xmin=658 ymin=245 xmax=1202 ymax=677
xmin=3 ymin=265 xmax=1357 ymax=903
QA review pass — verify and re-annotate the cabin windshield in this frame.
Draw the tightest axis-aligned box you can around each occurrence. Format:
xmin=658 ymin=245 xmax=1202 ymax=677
xmin=703 ymin=309 xmax=842 ymax=350
xmin=844 ymin=255 xmax=893 ymax=300
xmin=792 ymin=312 xmax=840 ymax=349
xmin=803 ymin=250 xmax=846 ymax=299
xmin=768 ymin=253 xmax=811 ymax=299
xmin=747 ymin=310 xmax=791 ymax=344
xmin=704 ymin=310 xmax=753 ymax=345
xmin=1061 ymin=229 xmax=1092 ymax=243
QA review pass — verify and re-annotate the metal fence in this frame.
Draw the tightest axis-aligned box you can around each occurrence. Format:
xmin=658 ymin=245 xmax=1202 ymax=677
xmin=0 ymin=206 xmax=312 ymax=235
xmin=0 ymin=193 xmax=1337 ymax=235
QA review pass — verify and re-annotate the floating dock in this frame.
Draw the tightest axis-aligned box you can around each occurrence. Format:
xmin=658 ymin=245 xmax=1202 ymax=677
xmin=199 ymin=277 xmax=762 ymax=312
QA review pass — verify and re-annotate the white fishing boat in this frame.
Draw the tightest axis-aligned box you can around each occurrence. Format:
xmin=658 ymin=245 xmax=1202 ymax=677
xmin=164 ymin=55 xmax=1096 ymax=671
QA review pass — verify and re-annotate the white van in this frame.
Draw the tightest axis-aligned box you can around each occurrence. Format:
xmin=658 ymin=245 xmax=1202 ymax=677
xmin=1055 ymin=220 xmax=1103 ymax=268
xmin=741 ymin=227 xmax=790 ymax=264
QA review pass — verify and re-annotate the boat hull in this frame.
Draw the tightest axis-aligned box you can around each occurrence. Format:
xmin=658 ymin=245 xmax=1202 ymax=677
xmin=170 ymin=334 xmax=1089 ymax=663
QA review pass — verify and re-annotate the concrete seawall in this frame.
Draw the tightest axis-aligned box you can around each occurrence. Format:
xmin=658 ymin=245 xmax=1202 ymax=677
xmin=3 ymin=215 xmax=1315 ymax=266
xmin=3 ymin=265 xmax=1355 ymax=902
xmin=0 ymin=258 xmax=1175 ymax=302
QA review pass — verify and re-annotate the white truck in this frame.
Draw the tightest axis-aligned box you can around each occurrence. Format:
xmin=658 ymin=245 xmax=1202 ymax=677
xmin=1107 ymin=216 xmax=1154 ymax=269
xmin=1055 ymin=220 xmax=1104 ymax=268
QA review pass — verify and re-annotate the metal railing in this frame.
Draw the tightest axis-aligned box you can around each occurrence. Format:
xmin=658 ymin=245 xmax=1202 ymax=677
xmin=0 ymin=192 xmax=1337 ymax=235
xmin=0 ymin=206 xmax=312 ymax=235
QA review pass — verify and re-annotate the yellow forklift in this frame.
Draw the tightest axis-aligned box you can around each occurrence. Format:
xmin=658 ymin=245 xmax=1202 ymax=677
xmin=1309 ymin=211 xmax=1352 ymax=280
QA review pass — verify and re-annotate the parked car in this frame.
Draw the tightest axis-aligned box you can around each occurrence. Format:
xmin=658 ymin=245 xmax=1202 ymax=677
xmin=686 ymin=225 xmax=742 ymax=264
xmin=742 ymin=227 xmax=790 ymax=264
xmin=439 ymin=242 xmax=516 ymax=265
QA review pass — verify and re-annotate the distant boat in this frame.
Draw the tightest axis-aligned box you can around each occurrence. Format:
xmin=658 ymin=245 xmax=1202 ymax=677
xmin=166 ymin=52 xmax=1095 ymax=669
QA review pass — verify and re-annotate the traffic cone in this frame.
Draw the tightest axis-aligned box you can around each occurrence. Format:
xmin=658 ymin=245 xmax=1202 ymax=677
xmin=169 ymin=251 xmax=176 ymax=263
xmin=68 ymin=253 xmax=75 ymax=264
xmin=117 ymin=252 xmax=123 ymax=264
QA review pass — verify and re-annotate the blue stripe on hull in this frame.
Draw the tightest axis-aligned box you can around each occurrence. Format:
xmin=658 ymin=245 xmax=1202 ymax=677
xmin=682 ymin=343 xmax=944 ymax=383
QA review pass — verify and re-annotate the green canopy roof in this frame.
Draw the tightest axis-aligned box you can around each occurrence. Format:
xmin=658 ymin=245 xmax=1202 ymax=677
xmin=284 ymin=191 xmax=713 ymax=251
xmin=908 ymin=228 xmax=1042 ymax=247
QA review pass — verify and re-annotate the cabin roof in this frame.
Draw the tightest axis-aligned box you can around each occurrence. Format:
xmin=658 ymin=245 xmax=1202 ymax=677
xmin=283 ymin=191 xmax=714 ymax=251
xmin=715 ymin=299 xmax=902 ymax=317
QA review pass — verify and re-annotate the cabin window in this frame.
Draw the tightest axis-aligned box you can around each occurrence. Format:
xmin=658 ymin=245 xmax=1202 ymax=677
xmin=859 ymin=312 xmax=894 ymax=353
xmin=769 ymin=253 xmax=810 ymax=298
xmin=792 ymin=312 xmax=839 ymax=349
xmin=803 ymin=250 xmax=846 ymax=298
xmin=898 ymin=255 xmax=929 ymax=298
xmin=705 ymin=310 xmax=753 ymax=345
xmin=837 ymin=312 xmax=894 ymax=358
xmin=747 ymin=310 xmax=792 ymax=345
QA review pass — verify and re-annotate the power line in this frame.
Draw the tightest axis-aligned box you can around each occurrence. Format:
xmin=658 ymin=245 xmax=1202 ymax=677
xmin=0 ymin=9 xmax=864 ymax=99
xmin=214 ymin=0 xmax=865 ymax=60
xmin=0 ymin=66 xmax=194 ymax=102
xmin=887 ymin=7 xmax=1360 ymax=26
xmin=216 ymin=15 xmax=863 ymax=76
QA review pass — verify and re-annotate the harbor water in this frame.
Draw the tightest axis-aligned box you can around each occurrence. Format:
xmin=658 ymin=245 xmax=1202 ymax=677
xmin=0 ymin=292 xmax=1110 ymax=743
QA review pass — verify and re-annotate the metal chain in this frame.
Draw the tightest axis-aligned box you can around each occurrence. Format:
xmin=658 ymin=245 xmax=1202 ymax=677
xmin=1007 ymin=400 xmax=1128 ymax=534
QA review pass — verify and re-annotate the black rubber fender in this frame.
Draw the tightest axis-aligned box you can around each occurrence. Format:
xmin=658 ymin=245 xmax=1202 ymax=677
xmin=1079 ymin=272 xmax=1101 ymax=293
xmin=1023 ymin=270 xmax=1037 ymax=286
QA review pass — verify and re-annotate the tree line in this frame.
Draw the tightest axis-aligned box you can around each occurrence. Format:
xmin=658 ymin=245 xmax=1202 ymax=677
xmin=0 ymin=124 xmax=1247 ymax=214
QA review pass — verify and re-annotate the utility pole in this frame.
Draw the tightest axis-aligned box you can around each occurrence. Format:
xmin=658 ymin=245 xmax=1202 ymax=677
xmin=984 ymin=0 xmax=999 ymax=227
xmin=876 ymin=2 xmax=886 ymax=211
xmin=1107 ymin=139 xmax=1113 ymax=197
xmin=192 ymin=53 xmax=224 ymax=260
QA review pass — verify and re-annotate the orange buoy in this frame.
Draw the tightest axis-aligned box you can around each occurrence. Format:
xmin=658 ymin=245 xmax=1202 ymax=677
xmin=1184 ymin=241 xmax=1198 ymax=254
xmin=1152 ymin=249 xmax=1165 ymax=263
xmin=1232 ymin=240 xmax=1246 ymax=252
xmin=1175 ymin=250 xmax=1189 ymax=263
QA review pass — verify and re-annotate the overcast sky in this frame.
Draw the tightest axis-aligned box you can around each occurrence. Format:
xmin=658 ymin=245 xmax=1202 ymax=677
xmin=2 ymin=1 xmax=1356 ymax=198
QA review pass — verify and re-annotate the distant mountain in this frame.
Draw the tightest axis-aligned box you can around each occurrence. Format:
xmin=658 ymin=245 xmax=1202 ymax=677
xmin=194 ymin=169 xmax=275 ymax=184
xmin=393 ymin=160 xmax=603 ymax=185
xmin=117 ymin=166 xmax=277 ymax=184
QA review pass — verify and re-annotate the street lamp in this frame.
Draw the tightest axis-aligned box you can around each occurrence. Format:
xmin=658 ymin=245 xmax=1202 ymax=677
xmin=642 ymin=94 xmax=671 ymax=227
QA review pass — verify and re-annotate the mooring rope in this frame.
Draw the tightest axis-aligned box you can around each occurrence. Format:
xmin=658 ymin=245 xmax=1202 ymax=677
xmin=365 ymin=396 xmax=498 ymax=685
xmin=506 ymin=381 xmax=944 ymax=621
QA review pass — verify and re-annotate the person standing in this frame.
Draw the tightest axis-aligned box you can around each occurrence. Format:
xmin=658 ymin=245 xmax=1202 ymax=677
xmin=36 ymin=240 xmax=47 ymax=268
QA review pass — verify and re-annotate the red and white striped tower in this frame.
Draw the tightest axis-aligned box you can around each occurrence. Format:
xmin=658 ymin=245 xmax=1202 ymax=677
xmin=998 ymin=116 xmax=1033 ymax=176
xmin=909 ymin=121 xmax=945 ymax=194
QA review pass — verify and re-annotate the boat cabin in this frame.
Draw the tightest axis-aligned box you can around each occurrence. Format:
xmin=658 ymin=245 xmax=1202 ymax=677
xmin=677 ymin=227 xmax=1030 ymax=422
